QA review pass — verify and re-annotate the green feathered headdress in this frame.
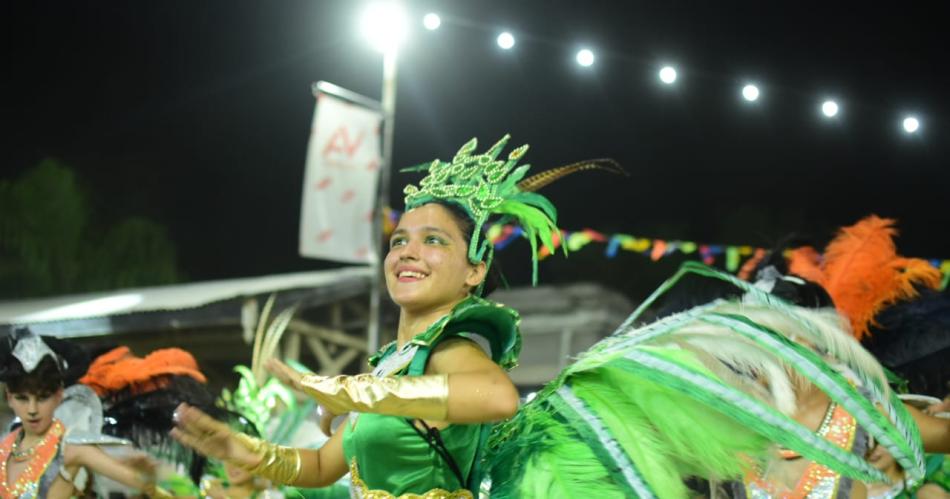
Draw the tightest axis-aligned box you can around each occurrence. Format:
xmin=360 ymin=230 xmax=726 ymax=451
xmin=402 ymin=134 xmax=563 ymax=285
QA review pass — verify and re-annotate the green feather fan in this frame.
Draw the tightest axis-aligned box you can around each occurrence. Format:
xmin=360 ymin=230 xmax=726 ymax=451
xmin=486 ymin=262 xmax=926 ymax=497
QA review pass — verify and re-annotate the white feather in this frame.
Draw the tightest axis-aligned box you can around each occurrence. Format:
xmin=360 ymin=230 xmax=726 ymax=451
xmin=614 ymin=300 xmax=890 ymax=417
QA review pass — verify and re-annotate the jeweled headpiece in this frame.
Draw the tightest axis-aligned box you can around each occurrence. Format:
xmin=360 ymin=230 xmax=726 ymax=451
xmin=402 ymin=134 xmax=561 ymax=285
xmin=12 ymin=333 xmax=63 ymax=373
xmin=0 ymin=328 xmax=67 ymax=380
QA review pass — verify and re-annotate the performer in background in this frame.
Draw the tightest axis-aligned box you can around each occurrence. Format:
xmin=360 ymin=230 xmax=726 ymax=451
xmin=0 ymin=329 xmax=172 ymax=498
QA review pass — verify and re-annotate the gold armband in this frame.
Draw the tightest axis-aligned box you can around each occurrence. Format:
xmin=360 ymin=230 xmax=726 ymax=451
xmin=298 ymin=373 xmax=450 ymax=421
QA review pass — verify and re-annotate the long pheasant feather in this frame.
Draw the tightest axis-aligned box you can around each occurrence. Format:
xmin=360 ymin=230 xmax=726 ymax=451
xmin=517 ymin=159 xmax=626 ymax=192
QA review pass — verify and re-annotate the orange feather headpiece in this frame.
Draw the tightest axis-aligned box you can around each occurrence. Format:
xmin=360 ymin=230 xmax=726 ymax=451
xmin=80 ymin=346 xmax=207 ymax=397
xmin=788 ymin=215 xmax=941 ymax=341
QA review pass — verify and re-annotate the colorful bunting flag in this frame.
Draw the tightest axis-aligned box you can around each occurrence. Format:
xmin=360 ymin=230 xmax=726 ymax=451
xmin=383 ymin=209 xmax=950 ymax=287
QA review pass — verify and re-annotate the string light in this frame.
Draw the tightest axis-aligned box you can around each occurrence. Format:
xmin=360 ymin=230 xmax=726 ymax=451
xmin=821 ymin=100 xmax=839 ymax=118
xmin=385 ymin=9 xmax=933 ymax=136
xmin=497 ymin=32 xmax=515 ymax=49
xmin=742 ymin=84 xmax=760 ymax=102
xmin=576 ymin=49 xmax=595 ymax=67
xmin=422 ymin=13 xmax=441 ymax=31
xmin=903 ymin=116 xmax=920 ymax=134
xmin=659 ymin=66 xmax=677 ymax=84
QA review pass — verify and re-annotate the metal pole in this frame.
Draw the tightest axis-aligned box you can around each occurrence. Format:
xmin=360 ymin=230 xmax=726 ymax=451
xmin=314 ymin=81 xmax=382 ymax=112
xmin=367 ymin=49 xmax=398 ymax=355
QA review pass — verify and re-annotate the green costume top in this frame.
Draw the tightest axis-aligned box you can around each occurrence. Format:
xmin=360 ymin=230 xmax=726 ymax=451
xmin=341 ymin=295 xmax=521 ymax=498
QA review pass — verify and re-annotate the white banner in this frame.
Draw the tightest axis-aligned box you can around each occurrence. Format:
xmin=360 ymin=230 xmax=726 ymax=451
xmin=299 ymin=92 xmax=382 ymax=263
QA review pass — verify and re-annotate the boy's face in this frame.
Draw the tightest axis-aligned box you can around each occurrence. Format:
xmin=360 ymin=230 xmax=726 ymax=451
xmin=5 ymin=388 xmax=63 ymax=437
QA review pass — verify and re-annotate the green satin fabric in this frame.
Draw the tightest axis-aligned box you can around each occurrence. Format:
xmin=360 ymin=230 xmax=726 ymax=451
xmin=344 ymin=296 xmax=521 ymax=495
xmin=341 ymin=412 xmax=479 ymax=495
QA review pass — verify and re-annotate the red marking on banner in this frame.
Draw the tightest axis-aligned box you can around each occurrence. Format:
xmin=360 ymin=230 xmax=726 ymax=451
xmin=315 ymin=177 xmax=332 ymax=190
xmin=366 ymin=159 xmax=379 ymax=171
xmin=317 ymin=230 xmax=334 ymax=242
xmin=355 ymin=247 xmax=368 ymax=259
xmin=365 ymin=210 xmax=375 ymax=223
xmin=322 ymin=127 xmax=365 ymax=158
xmin=341 ymin=189 xmax=356 ymax=203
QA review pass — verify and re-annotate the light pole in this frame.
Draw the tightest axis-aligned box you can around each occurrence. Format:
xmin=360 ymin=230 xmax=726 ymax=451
xmin=360 ymin=1 xmax=407 ymax=354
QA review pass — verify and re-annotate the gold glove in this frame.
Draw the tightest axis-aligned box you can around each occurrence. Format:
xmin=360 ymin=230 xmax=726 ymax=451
xmin=298 ymin=373 xmax=450 ymax=421
xmin=142 ymin=483 xmax=174 ymax=499
xmin=232 ymin=432 xmax=302 ymax=485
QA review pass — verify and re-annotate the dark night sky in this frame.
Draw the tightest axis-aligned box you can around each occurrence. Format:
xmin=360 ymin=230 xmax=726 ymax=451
xmin=4 ymin=1 xmax=949 ymax=300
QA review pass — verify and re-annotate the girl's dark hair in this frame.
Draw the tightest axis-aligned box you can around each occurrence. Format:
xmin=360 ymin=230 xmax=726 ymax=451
xmin=767 ymin=275 xmax=835 ymax=309
xmin=652 ymin=260 xmax=834 ymax=320
xmin=749 ymin=235 xmax=835 ymax=309
xmin=863 ymin=287 xmax=950 ymax=397
xmin=5 ymin=356 xmax=65 ymax=395
xmin=430 ymin=201 xmax=503 ymax=296
xmin=653 ymin=273 xmax=742 ymax=319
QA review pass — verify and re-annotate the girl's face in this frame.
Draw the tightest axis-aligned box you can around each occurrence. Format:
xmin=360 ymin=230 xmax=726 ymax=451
xmin=384 ymin=203 xmax=486 ymax=313
xmin=867 ymin=442 xmax=898 ymax=472
xmin=6 ymin=388 xmax=63 ymax=437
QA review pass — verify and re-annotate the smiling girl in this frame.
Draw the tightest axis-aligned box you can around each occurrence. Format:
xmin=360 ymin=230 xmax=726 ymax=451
xmin=171 ymin=135 xmax=560 ymax=498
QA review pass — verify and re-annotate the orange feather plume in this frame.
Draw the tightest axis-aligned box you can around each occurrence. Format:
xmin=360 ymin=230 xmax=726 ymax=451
xmin=80 ymin=346 xmax=207 ymax=396
xmin=789 ymin=216 xmax=941 ymax=340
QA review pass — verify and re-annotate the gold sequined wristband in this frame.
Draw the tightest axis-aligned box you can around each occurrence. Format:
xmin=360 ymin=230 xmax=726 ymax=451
xmin=233 ymin=432 xmax=302 ymax=485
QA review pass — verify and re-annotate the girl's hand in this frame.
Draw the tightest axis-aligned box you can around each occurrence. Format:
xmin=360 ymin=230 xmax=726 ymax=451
xmin=319 ymin=408 xmax=342 ymax=437
xmin=121 ymin=453 xmax=158 ymax=484
xmin=170 ymin=404 xmax=260 ymax=469
xmin=923 ymin=396 xmax=950 ymax=416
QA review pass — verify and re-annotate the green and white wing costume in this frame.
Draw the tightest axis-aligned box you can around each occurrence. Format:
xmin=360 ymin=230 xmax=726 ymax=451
xmin=486 ymin=262 xmax=924 ymax=498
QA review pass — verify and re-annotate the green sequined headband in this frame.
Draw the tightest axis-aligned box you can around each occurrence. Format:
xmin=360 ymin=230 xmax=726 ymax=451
xmin=402 ymin=134 xmax=562 ymax=285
